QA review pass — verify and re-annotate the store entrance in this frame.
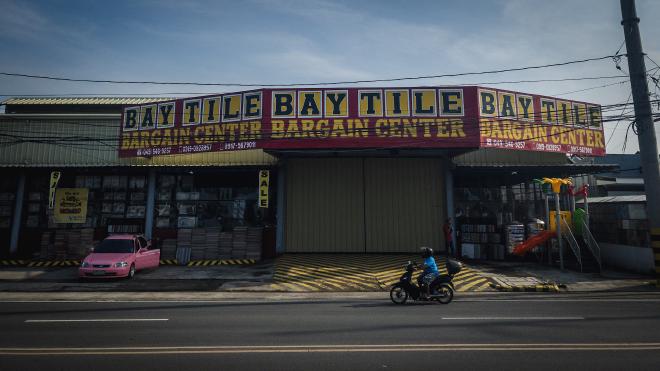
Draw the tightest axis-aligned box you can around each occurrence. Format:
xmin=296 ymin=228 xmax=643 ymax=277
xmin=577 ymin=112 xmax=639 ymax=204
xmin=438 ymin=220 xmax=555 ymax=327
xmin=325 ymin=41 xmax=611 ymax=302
xmin=284 ymin=157 xmax=445 ymax=253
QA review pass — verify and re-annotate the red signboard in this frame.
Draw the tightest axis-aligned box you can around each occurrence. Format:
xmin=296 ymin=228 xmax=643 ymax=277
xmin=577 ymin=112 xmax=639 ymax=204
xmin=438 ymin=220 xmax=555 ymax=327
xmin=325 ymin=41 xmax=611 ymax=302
xmin=118 ymin=86 xmax=605 ymax=157
xmin=477 ymin=88 xmax=605 ymax=156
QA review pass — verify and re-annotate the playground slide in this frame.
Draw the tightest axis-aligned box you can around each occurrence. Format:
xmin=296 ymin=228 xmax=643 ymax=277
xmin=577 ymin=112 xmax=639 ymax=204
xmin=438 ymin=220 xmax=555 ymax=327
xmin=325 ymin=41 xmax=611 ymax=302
xmin=512 ymin=230 xmax=556 ymax=256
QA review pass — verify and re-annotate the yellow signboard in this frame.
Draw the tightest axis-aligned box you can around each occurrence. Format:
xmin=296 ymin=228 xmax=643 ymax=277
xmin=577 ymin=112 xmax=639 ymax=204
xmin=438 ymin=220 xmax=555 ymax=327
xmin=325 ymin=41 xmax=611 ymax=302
xmin=259 ymin=170 xmax=269 ymax=208
xmin=54 ymin=188 xmax=88 ymax=224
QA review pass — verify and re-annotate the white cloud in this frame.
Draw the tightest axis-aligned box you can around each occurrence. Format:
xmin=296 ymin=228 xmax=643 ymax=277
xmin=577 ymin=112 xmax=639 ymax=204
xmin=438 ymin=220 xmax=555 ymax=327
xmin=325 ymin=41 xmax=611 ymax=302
xmin=1 ymin=0 xmax=658 ymax=153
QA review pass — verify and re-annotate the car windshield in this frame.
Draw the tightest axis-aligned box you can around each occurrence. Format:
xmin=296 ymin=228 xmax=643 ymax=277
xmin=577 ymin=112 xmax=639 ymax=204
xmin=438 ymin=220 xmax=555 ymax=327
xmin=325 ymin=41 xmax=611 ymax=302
xmin=94 ymin=239 xmax=134 ymax=254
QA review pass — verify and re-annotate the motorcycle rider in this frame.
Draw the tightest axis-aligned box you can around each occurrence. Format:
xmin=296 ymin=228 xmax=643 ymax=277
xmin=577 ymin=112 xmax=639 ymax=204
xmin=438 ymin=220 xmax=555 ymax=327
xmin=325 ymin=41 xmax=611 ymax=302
xmin=417 ymin=247 xmax=439 ymax=299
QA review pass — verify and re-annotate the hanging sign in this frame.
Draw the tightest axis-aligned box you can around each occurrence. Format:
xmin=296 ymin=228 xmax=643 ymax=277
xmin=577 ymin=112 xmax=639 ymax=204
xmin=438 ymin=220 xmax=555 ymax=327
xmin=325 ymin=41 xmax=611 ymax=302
xmin=54 ymin=188 xmax=88 ymax=223
xmin=478 ymin=88 xmax=605 ymax=156
xmin=258 ymin=170 xmax=269 ymax=208
xmin=49 ymin=171 xmax=61 ymax=209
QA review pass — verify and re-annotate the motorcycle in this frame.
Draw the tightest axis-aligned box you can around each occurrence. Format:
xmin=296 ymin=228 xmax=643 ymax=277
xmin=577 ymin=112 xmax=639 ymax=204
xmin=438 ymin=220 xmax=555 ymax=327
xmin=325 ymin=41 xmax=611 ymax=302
xmin=389 ymin=258 xmax=463 ymax=305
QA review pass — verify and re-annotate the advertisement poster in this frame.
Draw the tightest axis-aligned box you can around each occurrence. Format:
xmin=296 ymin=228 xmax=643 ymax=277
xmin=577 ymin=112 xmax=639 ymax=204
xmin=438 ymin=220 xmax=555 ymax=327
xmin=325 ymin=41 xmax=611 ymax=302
xmin=54 ymin=188 xmax=88 ymax=224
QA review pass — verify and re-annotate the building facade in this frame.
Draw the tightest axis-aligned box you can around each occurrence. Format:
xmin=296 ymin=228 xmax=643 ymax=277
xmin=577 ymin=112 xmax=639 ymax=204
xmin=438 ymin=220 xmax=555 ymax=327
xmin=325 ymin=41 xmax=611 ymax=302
xmin=0 ymin=88 xmax=612 ymax=262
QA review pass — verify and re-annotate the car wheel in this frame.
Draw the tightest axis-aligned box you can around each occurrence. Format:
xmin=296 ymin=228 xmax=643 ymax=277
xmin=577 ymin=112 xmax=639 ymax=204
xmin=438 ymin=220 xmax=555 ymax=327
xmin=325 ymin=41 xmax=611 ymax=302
xmin=127 ymin=264 xmax=136 ymax=279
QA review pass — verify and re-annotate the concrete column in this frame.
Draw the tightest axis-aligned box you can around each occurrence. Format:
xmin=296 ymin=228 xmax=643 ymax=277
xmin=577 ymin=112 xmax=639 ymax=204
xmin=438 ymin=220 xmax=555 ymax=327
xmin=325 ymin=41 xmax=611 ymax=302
xmin=9 ymin=173 xmax=26 ymax=255
xmin=275 ymin=159 xmax=287 ymax=255
xmin=444 ymin=159 xmax=456 ymax=257
xmin=144 ymin=169 xmax=156 ymax=240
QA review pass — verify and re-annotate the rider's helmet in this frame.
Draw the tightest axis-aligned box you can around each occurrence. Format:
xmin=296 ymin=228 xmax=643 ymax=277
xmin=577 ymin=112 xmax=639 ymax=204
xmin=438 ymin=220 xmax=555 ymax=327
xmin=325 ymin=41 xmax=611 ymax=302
xmin=420 ymin=246 xmax=433 ymax=258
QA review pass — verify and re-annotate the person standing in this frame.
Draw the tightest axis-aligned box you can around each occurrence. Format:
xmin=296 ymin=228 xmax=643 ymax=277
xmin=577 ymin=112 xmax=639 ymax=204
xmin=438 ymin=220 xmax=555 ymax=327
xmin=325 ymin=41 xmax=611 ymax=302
xmin=443 ymin=218 xmax=454 ymax=257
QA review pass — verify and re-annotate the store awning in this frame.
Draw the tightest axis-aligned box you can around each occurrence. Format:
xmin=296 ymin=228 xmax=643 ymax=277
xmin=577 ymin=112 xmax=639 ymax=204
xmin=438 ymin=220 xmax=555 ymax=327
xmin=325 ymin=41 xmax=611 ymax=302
xmin=454 ymin=163 xmax=619 ymax=187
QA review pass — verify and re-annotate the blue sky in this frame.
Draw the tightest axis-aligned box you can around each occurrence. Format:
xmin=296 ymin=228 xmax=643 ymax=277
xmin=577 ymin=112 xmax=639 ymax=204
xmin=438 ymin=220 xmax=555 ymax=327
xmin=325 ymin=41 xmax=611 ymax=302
xmin=1 ymin=0 xmax=659 ymax=153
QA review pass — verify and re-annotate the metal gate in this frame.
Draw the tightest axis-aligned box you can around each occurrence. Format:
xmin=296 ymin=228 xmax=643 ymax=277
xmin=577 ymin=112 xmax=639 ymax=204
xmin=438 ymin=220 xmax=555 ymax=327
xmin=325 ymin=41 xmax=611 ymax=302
xmin=364 ymin=158 xmax=444 ymax=253
xmin=284 ymin=158 xmax=445 ymax=253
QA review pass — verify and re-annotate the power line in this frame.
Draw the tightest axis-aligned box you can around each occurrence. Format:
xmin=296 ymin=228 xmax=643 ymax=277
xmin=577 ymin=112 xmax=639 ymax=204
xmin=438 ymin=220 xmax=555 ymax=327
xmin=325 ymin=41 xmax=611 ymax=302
xmin=552 ymin=80 xmax=628 ymax=96
xmin=0 ymin=75 xmax=633 ymax=98
xmin=606 ymin=91 xmax=634 ymax=149
xmin=0 ymin=55 xmax=622 ymax=87
xmin=0 ymin=98 xmax=650 ymax=140
xmin=0 ymin=104 xmax=644 ymax=140
xmin=2 ymin=110 xmax=656 ymax=153
xmin=2 ymin=98 xmax=654 ymax=156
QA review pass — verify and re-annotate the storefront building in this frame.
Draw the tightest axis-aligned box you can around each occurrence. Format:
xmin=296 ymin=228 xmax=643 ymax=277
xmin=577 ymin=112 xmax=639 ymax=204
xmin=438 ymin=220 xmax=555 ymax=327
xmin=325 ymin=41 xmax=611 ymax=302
xmin=0 ymin=87 xmax=611 ymax=261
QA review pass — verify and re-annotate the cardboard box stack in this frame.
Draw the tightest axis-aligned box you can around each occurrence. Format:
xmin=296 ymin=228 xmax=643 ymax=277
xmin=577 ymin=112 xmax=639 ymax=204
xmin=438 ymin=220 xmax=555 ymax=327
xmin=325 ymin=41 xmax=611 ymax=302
xmin=74 ymin=228 xmax=95 ymax=258
xmin=39 ymin=231 xmax=53 ymax=259
xmin=219 ymin=232 xmax=233 ymax=258
xmin=54 ymin=230 xmax=67 ymax=260
xmin=177 ymin=228 xmax=192 ymax=251
xmin=246 ymin=227 xmax=262 ymax=260
xmin=190 ymin=228 xmax=206 ymax=260
xmin=160 ymin=238 xmax=177 ymax=260
xmin=231 ymin=226 xmax=248 ymax=258
xmin=205 ymin=227 xmax=220 ymax=259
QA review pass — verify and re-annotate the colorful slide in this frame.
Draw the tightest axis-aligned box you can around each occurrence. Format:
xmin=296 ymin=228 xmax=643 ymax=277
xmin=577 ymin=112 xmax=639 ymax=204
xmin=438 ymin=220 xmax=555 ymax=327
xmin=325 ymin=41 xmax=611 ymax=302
xmin=512 ymin=230 xmax=556 ymax=256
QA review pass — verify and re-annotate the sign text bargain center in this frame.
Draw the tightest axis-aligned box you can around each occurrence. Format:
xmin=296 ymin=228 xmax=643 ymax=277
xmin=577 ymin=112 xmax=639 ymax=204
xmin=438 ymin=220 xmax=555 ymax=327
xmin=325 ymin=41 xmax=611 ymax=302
xmin=119 ymin=86 xmax=604 ymax=157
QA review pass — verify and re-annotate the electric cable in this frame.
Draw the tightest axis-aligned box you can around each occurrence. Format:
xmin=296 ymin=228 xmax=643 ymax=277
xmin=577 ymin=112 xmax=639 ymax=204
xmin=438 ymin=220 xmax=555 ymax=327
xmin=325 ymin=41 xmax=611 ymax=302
xmin=0 ymin=74 xmax=632 ymax=98
xmin=0 ymin=55 xmax=623 ymax=87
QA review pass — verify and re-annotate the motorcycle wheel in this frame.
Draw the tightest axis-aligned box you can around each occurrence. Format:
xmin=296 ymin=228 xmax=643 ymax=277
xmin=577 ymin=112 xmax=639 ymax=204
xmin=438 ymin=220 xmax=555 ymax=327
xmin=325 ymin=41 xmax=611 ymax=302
xmin=435 ymin=284 xmax=454 ymax=304
xmin=390 ymin=285 xmax=408 ymax=305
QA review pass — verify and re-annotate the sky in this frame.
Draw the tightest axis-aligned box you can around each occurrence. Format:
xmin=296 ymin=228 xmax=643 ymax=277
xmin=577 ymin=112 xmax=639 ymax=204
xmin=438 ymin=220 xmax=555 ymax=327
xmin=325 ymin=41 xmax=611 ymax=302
xmin=0 ymin=0 xmax=659 ymax=154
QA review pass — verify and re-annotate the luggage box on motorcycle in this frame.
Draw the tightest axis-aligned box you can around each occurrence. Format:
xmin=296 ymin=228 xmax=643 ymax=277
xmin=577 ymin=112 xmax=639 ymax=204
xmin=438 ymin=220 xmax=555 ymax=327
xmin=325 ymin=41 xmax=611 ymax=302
xmin=446 ymin=259 xmax=463 ymax=275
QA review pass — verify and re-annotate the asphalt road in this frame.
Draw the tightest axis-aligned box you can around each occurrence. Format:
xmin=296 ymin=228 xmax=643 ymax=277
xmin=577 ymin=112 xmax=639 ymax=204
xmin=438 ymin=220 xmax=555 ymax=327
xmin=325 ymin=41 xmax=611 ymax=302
xmin=1 ymin=292 xmax=660 ymax=370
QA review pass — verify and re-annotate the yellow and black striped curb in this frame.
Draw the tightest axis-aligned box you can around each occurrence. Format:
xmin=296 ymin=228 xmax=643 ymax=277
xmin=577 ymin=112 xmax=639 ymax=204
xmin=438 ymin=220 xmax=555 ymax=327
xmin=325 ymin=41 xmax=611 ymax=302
xmin=3 ymin=259 xmax=257 ymax=268
xmin=490 ymin=283 xmax=561 ymax=292
xmin=652 ymin=227 xmax=660 ymax=288
xmin=0 ymin=260 xmax=26 ymax=267
xmin=27 ymin=260 xmax=80 ymax=267
xmin=186 ymin=259 xmax=257 ymax=267
xmin=270 ymin=254 xmax=495 ymax=292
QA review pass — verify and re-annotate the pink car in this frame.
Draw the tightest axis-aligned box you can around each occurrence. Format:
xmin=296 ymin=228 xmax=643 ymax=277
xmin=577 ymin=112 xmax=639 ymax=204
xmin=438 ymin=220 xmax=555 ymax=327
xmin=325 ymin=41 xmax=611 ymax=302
xmin=79 ymin=234 xmax=160 ymax=279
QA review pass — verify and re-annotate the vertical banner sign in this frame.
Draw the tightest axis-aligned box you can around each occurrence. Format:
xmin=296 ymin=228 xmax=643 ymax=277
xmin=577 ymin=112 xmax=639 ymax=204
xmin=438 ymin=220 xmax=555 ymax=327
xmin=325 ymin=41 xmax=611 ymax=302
xmin=49 ymin=171 xmax=61 ymax=209
xmin=259 ymin=170 xmax=269 ymax=208
xmin=54 ymin=188 xmax=88 ymax=223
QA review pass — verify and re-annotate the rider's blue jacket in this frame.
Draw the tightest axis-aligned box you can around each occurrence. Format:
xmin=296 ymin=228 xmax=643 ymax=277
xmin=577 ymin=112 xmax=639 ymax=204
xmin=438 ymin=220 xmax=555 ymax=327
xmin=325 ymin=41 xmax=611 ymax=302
xmin=423 ymin=256 xmax=439 ymax=275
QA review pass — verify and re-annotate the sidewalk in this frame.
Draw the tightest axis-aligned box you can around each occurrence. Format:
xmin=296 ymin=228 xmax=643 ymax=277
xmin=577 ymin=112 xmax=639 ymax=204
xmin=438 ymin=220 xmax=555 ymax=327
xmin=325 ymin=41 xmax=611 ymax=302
xmin=0 ymin=262 xmax=275 ymax=292
xmin=0 ymin=256 xmax=655 ymax=293
xmin=471 ymin=260 xmax=655 ymax=292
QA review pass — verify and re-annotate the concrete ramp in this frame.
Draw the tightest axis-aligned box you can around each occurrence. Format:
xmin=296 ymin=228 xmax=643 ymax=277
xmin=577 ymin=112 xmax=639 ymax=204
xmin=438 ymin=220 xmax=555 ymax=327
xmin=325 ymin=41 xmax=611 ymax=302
xmin=271 ymin=254 xmax=494 ymax=292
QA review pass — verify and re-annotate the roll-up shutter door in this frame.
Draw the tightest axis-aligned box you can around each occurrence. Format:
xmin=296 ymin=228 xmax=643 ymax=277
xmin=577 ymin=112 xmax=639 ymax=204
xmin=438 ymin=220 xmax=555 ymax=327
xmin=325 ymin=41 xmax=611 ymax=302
xmin=364 ymin=158 xmax=444 ymax=253
xmin=284 ymin=157 xmax=445 ymax=253
xmin=285 ymin=158 xmax=365 ymax=252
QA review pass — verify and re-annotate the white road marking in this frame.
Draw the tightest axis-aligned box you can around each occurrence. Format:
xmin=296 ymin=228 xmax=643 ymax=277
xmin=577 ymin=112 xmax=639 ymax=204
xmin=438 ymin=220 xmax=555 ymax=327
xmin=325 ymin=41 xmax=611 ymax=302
xmin=3 ymin=297 xmax=660 ymax=304
xmin=458 ymin=299 xmax=660 ymax=302
xmin=24 ymin=318 xmax=168 ymax=323
xmin=1 ymin=343 xmax=659 ymax=355
xmin=441 ymin=316 xmax=584 ymax=320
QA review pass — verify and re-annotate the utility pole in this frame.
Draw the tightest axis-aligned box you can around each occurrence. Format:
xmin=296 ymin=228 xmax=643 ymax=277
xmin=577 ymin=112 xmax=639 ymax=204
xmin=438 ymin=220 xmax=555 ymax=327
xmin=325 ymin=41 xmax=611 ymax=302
xmin=620 ymin=0 xmax=660 ymax=286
